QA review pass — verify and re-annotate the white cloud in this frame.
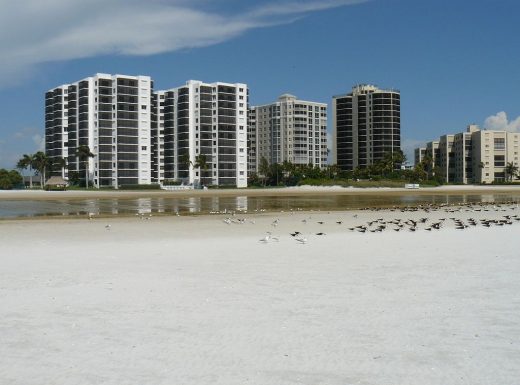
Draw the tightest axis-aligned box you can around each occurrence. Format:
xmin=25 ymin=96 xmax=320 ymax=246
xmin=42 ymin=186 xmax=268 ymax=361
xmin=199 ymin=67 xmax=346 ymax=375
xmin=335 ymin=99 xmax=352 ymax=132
xmin=0 ymin=128 xmax=45 ymax=169
xmin=0 ymin=0 xmax=367 ymax=87
xmin=32 ymin=134 xmax=45 ymax=151
xmin=483 ymin=111 xmax=520 ymax=132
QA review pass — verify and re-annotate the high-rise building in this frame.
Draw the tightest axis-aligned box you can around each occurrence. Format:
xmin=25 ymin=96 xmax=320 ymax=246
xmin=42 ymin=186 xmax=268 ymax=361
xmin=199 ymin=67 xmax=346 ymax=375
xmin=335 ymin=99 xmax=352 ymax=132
xmin=247 ymin=106 xmax=257 ymax=174
xmin=45 ymin=85 xmax=70 ymax=177
xmin=333 ymin=84 xmax=401 ymax=171
xmin=250 ymin=94 xmax=328 ymax=172
xmin=45 ymin=75 xmax=248 ymax=188
xmin=155 ymin=80 xmax=249 ymax=188
xmin=45 ymin=73 xmax=153 ymax=187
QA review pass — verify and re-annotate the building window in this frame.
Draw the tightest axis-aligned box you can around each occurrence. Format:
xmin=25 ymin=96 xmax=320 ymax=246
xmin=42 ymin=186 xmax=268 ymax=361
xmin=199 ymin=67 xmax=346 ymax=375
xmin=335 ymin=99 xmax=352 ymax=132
xmin=494 ymin=155 xmax=505 ymax=167
xmin=494 ymin=138 xmax=505 ymax=150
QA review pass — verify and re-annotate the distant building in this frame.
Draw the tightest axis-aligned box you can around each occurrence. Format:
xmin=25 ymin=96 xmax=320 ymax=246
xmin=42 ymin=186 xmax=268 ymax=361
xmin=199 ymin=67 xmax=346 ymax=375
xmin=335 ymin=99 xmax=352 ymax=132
xmin=333 ymin=84 xmax=401 ymax=171
xmin=415 ymin=125 xmax=520 ymax=183
xmin=414 ymin=147 xmax=426 ymax=165
xmin=249 ymin=94 xmax=328 ymax=172
xmin=247 ymin=106 xmax=257 ymax=174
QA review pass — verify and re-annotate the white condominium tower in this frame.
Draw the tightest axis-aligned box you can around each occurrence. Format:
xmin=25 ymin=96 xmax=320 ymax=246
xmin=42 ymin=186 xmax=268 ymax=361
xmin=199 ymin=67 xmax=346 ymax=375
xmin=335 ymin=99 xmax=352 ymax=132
xmin=45 ymin=73 xmax=153 ymax=187
xmin=46 ymin=75 xmax=249 ymax=188
xmin=333 ymin=84 xmax=401 ymax=171
xmin=250 ymin=94 xmax=328 ymax=172
xmin=154 ymin=80 xmax=248 ymax=188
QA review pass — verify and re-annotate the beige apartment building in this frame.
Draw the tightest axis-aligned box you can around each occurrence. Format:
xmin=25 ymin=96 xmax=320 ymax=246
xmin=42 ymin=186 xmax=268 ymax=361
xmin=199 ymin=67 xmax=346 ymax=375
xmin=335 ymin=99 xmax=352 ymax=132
xmin=416 ymin=125 xmax=520 ymax=183
xmin=250 ymin=94 xmax=328 ymax=172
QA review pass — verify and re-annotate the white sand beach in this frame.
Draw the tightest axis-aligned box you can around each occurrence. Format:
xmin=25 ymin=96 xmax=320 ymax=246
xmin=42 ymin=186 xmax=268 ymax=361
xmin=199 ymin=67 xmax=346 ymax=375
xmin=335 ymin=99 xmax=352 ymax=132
xmin=1 ymin=203 xmax=519 ymax=384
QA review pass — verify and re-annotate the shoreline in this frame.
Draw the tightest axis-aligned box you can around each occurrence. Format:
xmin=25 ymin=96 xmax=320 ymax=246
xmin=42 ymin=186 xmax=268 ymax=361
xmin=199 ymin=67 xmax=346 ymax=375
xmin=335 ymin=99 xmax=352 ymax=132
xmin=1 ymin=184 xmax=520 ymax=201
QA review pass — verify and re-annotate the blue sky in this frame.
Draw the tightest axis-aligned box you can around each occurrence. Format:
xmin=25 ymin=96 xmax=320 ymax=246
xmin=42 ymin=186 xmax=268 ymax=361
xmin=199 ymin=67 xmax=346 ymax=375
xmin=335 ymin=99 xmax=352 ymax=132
xmin=0 ymin=0 xmax=519 ymax=168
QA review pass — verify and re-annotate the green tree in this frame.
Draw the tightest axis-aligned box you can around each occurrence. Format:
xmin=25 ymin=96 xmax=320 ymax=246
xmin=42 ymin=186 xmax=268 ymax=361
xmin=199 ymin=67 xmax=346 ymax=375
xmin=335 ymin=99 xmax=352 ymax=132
xmin=505 ymin=162 xmax=518 ymax=182
xmin=0 ymin=169 xmax=23 ymax=190
xmin=33 ymin=151 xmax=51 ymax=188
xmin=76 ymin=145 xmax=95 ymax=188
xmin=193 ymin=154 xmax=210 ymax=186
xmin=52 ymin=157 xmax=68 ymax=178
xmin=258 ymin=157 xmax=270 ymax=187
xmin=17 ymin=154 xmax=35 ymax=188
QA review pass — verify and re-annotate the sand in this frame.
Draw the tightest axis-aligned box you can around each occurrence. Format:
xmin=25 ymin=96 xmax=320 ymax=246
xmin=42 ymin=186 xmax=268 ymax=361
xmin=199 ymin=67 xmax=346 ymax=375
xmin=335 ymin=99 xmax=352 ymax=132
xmin=1 ymin=204 xmax=519 ymax=384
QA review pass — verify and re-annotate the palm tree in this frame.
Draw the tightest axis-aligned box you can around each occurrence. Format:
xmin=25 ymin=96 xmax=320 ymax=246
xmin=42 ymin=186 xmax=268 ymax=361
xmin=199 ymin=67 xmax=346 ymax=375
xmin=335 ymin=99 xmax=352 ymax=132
xmin=178 ymin=153 xmax=192 ymax=183
xmin=16 ymin=159 xmax=27 ymax=188
xmin=505 ymin=162 xmax=518 ymax=182
xmin=33 ymin=151 xmax=51 ymax=188
xmin=258 ymin=157 xmax=270 ymax=187
xmin=193 ymin=154 xmax=209 ymax=186
xmin=76 ymin=145 xmax=95 ymax=188
xmin=53 ymin=157 xmax=68 ymax=178
xmin=18 ymin=154 xmax=35 ymax=188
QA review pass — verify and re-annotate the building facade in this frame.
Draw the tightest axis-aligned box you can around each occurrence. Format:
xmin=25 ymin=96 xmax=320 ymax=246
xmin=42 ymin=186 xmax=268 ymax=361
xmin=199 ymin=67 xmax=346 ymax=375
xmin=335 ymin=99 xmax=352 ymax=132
xmin=333 ymin=84 xmax=401 ymax=171
xmin=415 ymin=125 xmax=520 ymax=184
xmin=250 ymin=94 xmax=328 ymax=172
xmin=45 ymin=73 xmax=153 ymax=187
xmin=155 ymin=80 xmax=249 ymax=188
xmin=45 ymin=75 xmax=248 ymax=188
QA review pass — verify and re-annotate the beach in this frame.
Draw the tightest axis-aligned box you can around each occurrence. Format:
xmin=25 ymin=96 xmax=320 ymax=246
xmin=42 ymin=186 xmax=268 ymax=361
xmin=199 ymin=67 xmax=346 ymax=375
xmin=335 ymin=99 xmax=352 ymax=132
xmin=1 ymin=200 xmax=519 ymax=385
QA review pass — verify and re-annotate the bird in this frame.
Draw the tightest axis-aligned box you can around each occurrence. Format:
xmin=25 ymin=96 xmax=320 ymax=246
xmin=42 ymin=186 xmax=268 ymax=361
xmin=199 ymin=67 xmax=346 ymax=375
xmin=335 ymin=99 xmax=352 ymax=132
xmin=259 ymin=232 xmax=271 ymax=243
xmin=295 ymin=237 xmax=307 ymax=244
xmin=105 ymin=224 xmax=111 ymax=230
xmin=316 ymin=232 xmax=326 ymax=235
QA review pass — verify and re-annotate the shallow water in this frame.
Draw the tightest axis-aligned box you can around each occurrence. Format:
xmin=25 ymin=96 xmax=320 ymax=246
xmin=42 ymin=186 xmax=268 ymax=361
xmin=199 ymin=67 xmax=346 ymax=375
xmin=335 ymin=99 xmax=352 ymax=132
xmin=1 ymin=193 xmax=520 ymax=218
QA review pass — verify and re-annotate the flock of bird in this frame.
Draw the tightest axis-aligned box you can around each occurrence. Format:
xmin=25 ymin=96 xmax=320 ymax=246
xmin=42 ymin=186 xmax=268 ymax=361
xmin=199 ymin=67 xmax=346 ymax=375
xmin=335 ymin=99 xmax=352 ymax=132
xmin=234 ymin=201 xmax=520 ymax=244
xmin=92 ymin=200 xmax=520 ymax=239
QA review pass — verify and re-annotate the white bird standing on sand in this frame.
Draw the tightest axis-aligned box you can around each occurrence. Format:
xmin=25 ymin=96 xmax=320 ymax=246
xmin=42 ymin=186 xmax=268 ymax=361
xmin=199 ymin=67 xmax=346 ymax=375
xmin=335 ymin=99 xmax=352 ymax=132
xmin=259 ymin=232 xmax=271 ymax=243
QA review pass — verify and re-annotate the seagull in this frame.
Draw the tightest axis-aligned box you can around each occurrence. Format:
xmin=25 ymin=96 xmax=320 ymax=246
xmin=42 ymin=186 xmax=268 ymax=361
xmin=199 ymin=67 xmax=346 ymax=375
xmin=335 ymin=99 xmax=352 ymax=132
xmin=105 ymin=224 xmax=111 ymax=230
xmin=259 ymin=232 xmax=271 ymax=243
xmin=295 ymin=237 xmax=307 ymax=244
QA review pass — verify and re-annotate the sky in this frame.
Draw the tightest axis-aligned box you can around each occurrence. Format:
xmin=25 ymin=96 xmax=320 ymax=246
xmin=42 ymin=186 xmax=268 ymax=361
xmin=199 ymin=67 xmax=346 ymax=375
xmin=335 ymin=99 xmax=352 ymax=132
xmin=0 ymin=0 xmax=519 ymax=168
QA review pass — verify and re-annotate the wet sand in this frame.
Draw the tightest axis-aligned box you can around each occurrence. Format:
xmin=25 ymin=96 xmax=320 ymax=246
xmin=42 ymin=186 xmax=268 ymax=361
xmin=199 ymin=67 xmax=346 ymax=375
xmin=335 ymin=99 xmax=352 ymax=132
xmin=1 ymin=184 xmax=520 ymax=201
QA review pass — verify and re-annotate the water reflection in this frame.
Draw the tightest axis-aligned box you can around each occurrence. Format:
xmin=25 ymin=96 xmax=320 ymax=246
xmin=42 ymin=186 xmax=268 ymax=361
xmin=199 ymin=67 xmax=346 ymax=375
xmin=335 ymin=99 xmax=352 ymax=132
xmin=1 ymin=193 xmax=520 ymax=219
